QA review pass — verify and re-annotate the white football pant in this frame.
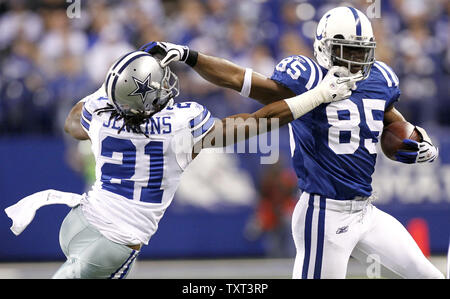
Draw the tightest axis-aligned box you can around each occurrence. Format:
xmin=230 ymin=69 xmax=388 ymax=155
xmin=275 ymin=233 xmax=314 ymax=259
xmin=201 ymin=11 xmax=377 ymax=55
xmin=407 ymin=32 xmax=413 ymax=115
xmin=291 ymin=192 xmax=444 ymax=279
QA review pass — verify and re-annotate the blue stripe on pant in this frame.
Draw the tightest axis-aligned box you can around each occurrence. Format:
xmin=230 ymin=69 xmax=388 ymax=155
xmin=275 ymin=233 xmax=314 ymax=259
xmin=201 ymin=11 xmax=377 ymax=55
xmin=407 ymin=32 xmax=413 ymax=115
xmin=302 ymin=194 xmax=326 ymax=279
xmin=301 ymin=194 xmax=314 ymax=278
xmin=109 ymin=250 xmax=137 ymax=279
xmin=314 ymin=196 xmax=326 ymax=278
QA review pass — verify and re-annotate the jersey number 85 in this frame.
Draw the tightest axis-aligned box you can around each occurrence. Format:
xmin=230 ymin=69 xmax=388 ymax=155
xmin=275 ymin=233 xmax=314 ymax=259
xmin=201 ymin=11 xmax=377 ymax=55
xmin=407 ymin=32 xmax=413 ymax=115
xmin=327 ymin=98 xmax=386 ymax=155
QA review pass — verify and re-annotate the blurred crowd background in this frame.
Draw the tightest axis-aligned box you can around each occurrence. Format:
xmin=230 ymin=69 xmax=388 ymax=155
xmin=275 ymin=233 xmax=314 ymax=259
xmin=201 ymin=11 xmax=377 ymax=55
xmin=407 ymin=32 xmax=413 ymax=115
xmin=0 ymin=0 xmax=449 ymax=136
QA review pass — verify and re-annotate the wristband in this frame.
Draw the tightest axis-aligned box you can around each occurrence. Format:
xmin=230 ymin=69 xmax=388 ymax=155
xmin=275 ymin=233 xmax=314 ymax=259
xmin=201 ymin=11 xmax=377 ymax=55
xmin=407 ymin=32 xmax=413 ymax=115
xmin=185 ymin=50 xmax=198 ymax=67
xmin=239 ymin=68 xmax=253 ymax=97
xmin=284 ymin=88 xmax=323 ymax=119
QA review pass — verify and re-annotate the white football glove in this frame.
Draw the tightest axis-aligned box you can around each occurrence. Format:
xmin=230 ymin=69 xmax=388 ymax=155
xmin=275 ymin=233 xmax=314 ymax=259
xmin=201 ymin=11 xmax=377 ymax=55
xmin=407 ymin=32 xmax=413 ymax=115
xmin=284 ymin=66 xmax=362 ymax=119
xmin=140 ymin=41 xmax=191 ymax=67
xmin=317 ymin=66 xmax=362 ymax=103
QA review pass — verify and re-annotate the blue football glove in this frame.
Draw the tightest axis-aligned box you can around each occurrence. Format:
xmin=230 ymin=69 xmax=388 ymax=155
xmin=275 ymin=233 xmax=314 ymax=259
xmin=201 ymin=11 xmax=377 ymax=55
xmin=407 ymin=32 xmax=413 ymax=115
xmin=394 ymin=126 xmax=439 ymax=164
xmin=139 ymin=41 xmax=190 ymax=67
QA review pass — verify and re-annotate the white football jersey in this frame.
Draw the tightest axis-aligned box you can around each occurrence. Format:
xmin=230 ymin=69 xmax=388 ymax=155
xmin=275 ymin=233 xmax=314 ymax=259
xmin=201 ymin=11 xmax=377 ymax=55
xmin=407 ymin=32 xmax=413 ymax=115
xmin=79 ymin=87 xmax=215 ymax=245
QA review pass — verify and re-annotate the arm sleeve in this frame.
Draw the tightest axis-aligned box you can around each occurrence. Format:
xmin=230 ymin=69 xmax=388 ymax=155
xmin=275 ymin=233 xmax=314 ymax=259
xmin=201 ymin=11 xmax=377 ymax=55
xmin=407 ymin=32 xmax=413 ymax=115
xmin=188 ymin=103 xmax=216 ymax=145
xmin=80 ymin=103 xmax=93 ymax=133
xmin=373 ymin=61 xmax=401 ymax=107
xmin=172 ymin=101 xmax=217 ymax=170
xmin=388 ymin=85 xmax=401 ymax=107
xmin=79 ymin=86 xmax=108 ymax=134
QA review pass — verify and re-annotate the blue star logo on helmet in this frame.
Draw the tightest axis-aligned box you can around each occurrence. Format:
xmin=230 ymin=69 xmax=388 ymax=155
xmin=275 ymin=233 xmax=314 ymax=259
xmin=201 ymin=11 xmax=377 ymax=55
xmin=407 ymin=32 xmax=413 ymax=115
xmin=129 ymin=74 xmax=156 ymax=103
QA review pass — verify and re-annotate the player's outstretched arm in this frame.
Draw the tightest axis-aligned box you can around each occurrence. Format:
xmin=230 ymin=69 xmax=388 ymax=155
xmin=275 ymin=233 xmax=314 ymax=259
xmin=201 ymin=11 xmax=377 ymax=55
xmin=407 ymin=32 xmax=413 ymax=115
xmin=199 ymin=100 xmax=293 ymax=151
xmin=64 ymin=101 xmax=90 ymax=140
xmin=192 ymin=52 xmax=295 ymax=105
xmin=193 ymin=66 xmax=359 ymax=155
xmin=384 ymin=105 xmax=438 ymax=164
xmin=140 ymin=42 xmax=295 ymax=105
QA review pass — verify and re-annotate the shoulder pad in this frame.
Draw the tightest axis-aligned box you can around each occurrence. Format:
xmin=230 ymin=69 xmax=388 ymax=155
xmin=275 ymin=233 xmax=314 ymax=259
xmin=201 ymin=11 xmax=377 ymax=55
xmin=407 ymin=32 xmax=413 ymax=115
xmin=166 ymin=101 xmax=215 ymax=141
xmin=372 ymin=61 xmax=399 ymax=88
xmin=82 ymin=86 xmax=109 ymax=114
xmin=271 ymin=55 xmax=324 ymax=94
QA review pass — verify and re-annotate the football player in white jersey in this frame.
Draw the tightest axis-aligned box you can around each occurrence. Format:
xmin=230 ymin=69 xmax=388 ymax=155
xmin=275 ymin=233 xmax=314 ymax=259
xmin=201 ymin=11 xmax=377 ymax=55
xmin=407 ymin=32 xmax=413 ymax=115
xmin=54 ymin=50 xmax=359 ymax=278
xmin=143 ymin=6 xmax=443 ymax=278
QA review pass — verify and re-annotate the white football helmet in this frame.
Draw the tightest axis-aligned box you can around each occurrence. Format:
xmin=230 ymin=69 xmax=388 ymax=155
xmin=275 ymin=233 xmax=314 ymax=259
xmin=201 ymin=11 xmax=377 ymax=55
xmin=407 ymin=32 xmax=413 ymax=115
xmin=314 ymin=7 xmax=376 ymax=79
xmin=104 ymin=51 xmax=179 ymax=116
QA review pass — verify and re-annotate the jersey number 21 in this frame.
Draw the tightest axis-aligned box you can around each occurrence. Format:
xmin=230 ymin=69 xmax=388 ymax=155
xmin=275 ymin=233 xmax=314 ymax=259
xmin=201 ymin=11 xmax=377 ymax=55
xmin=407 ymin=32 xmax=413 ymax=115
xmin=100 ymin=136 xmax=164 ymax=203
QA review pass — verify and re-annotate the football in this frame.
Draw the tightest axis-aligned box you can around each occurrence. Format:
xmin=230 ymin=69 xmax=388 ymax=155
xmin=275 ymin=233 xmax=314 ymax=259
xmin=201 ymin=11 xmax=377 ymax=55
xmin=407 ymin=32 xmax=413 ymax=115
xmin=380 ymin=121 xmax=422 ymax=160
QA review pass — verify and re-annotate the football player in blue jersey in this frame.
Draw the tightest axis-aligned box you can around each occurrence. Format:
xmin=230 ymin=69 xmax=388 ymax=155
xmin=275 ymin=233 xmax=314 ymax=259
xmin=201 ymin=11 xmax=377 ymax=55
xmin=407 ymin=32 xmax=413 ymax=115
xmin=143 ymin=6 xmax=443 ymax=278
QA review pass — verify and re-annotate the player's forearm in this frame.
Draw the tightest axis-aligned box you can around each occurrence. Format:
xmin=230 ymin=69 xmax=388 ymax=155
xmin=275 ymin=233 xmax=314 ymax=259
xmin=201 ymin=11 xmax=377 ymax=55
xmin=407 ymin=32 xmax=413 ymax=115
xmin=229 ymin=101 xmax=293 ymax=138
xmin=383 ymin=105 xmax=406 ymax=126
xmin=193 ymin=53 xmax=294 ymax=105
xmin=203 ymin=100 xmax=293 ymax=148
xmin=250 ymin=100 xmax=294 ymax=128
xmin=193 ymin=52 xmax=245 ymax=92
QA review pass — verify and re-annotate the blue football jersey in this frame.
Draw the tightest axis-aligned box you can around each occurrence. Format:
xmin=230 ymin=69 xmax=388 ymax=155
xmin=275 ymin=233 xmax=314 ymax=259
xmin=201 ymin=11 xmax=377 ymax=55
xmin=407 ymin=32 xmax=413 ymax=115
xmin=271 ymin=55 xmax=401 ymax=200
